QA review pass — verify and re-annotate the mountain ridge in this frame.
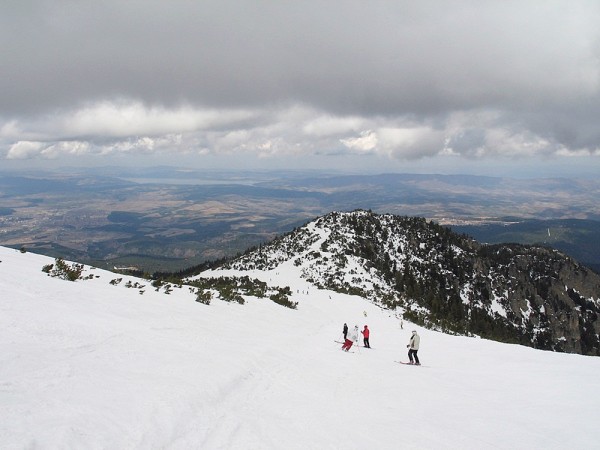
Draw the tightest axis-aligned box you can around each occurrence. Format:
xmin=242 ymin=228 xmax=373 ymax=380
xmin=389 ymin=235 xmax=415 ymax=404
xmin=213 ymin=210 xmax=600 ymax=355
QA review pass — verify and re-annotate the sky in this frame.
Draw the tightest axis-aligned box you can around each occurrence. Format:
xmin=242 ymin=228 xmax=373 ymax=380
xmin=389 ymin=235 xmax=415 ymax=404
xmin=1 ymin=1 xmax=600 ymax=177
xmin=2 ymin=244 xmax=600 ymax=449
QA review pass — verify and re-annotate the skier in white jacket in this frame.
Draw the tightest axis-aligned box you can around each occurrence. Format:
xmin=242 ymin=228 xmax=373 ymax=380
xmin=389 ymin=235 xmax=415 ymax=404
xmin=407 ymin=330 xmax=420 ymax=365
xmin=342 ymin=325 xmax=359 ymax=351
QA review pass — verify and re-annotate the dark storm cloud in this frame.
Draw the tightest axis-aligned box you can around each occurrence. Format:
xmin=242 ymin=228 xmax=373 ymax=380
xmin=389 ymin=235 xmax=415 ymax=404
xmin=1 ymin=0 xmax=599 ymax=164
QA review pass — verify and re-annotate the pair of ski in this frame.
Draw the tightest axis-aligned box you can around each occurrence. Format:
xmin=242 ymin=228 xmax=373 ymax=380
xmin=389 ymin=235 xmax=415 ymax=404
xmin=396 ymin=361 xmax=424 ymax=367
xmin=334 ymin=340 xmax=373 ymax=349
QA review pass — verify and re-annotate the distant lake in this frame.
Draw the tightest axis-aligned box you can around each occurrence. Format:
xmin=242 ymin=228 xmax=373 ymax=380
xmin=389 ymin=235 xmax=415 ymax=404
xmin=123 ymin=177 xmax=258 ymax=186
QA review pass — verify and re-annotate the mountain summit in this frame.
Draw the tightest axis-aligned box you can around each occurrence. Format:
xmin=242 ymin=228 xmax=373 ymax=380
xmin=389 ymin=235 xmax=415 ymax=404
xmin=220 ymin=210 xmax=600 ymax=355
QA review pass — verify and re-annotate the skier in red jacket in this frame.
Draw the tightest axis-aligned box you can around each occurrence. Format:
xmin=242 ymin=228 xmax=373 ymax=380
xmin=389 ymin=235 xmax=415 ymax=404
xmin=361 ymin=325 xmax=371 ymax=348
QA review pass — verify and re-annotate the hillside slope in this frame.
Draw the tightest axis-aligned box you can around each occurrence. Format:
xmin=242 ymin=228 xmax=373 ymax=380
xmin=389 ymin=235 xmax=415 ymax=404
xmin=2 ymin=246 xmax=600 ymax=449
xmin=220 ymin=210 xmax=600 ymax=355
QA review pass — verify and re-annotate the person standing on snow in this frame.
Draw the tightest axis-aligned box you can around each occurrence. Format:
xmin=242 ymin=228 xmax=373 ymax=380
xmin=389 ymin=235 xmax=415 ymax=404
xmin=343 ymin=323 xmax=348 ymax=341
xmin=361 ymin=325 xmax=371 ymax=348
xmin=342 ymin=325 xmax=359 ymax=351
xmin=407 ymin=330 xmax=420 ymax=365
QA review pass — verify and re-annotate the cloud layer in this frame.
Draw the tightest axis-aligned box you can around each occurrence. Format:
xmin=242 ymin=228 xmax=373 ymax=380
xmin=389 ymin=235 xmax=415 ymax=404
xmin=1 ymin=1 xmax=599 ymax=169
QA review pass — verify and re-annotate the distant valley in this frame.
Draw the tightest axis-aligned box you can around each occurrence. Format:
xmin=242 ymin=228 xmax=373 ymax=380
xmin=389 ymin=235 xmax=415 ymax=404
xmin=1 ymin=167 xmax=599 ymax=273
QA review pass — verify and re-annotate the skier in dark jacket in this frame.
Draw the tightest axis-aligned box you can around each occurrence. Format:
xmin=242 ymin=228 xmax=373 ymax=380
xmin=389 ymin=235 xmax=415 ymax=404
xmin=343 ymin=323 xmax=348 ymax=340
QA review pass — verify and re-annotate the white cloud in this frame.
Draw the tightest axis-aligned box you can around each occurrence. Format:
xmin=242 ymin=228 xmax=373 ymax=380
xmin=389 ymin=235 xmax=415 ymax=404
xmin=41 ymin=141 xmax=91 ymax=159
xmin=6 ymin=140 xmax=91 ymax=160
xmin=0 ymin=120 xmax=22 ymax=140
xmin=2 ymin=100 xmax=600 ymax=176
xmin=340 ymin=130 xmax=378 ymax=153
xmin=6 ymin=141 xmax=45 ymax=159
xmin=303 ymin=115 xmax=364 ymax=137
xmin=555 ymin=147 xmax=600 ymax=157
xmin=341 ymin=126 xmax=446 ymax=159
xmin=378 ymin=127 xmax=446 ymax=159
xmin=61 ymin=101 xmax=257 ymax=138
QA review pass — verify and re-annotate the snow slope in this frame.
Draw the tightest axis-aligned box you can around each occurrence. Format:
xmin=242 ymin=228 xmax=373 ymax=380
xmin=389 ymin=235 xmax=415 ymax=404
xmin=1 ymin=245 xmax=599 ymax=449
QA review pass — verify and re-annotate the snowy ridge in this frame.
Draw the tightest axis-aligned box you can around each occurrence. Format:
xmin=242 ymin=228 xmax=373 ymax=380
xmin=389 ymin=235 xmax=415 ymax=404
xmin=223 ymin=211 xmax=402 ymax=296
xmin=218 ymin=210 xmax=600 ymax=355
xmin=2 ymin=245 xmax=600 ymax=449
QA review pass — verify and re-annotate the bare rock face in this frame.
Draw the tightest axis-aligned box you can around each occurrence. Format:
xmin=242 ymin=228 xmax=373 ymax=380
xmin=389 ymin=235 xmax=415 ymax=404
xmin=473 ymin=245 xmax=600 ymax=354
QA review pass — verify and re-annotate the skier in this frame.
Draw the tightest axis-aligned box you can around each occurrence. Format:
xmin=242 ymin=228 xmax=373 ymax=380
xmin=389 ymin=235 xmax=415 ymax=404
xmin=342 ymin=325 xmax=359 ymax=351
xmin=343 ymin=323 xmax=348 ymax=340
xmin=407 ymin=330 xmax=420 ymax=365
xmin=361 ymin=325 xmax=371 ymax=348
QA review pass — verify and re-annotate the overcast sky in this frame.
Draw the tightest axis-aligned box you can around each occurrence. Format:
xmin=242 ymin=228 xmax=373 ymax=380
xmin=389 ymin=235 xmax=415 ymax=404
xmin=1 ymin=1 xmax=599 ymax=177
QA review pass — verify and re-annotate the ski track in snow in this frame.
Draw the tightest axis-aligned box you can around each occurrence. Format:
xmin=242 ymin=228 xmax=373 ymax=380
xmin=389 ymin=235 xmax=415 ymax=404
xmin=1 ymin=246 xmax=600 ymax=449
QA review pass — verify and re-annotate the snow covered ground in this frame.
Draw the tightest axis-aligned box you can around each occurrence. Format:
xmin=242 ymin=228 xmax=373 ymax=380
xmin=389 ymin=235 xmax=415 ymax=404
xmin=1 ymin=245 xmax=599 ymax=449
